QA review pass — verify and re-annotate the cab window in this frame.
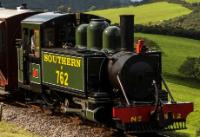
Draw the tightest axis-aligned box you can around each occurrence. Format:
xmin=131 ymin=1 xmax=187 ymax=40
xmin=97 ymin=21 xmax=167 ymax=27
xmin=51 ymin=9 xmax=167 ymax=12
xmin=43 ymin=28 xmax=55 ymax=48
xmin=58 ymin=23 xmax=75 ymax=47
xmin=22 ymin=28 xmax=40 ymax=58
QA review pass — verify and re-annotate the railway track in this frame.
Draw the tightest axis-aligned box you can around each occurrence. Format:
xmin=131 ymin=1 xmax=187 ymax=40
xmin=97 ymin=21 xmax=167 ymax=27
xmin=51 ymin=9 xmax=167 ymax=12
xmin=0 ymin=92 xmax=171 ymax=137
xmin=0 ymin=93 xmax=112 ymax=137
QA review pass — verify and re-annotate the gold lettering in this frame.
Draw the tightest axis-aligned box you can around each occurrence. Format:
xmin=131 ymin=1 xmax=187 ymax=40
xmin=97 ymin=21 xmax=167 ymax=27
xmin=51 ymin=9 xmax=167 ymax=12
xmin=57 ymin=56 xmax=62 ymax=64
xmin=44 ymin=54 xmax=49 ymax=62
xmin=164 ymin=113 xmax=182 ymax=120
xmin=53 ymin=56 xmax=57 ymax=64
xmin=130 ymin=116 xmax=142 ymax=123
xmin=62 ymin=57 xmax=67 ymax=65
xmin=177 ymin=113 xmax=182 ymax=119
xmin=67 ymin=58 xmax=71 ymax=66
xmin=138 ymin=116 xmax=142 ymax=122
xmin=71 ymin=59 xmax=75 ymax=67
xmin=76 ymin=59 xmax=81 ymax=67
xmin=164 ymin=113 xmax=168 ymax=120
xmin=48 ymin=55 xmax=52 ymax=63
xmin=131 ymin=116 xmax=137 ymax=122
xmin=43 ymin=53 xmax=81 ymax=68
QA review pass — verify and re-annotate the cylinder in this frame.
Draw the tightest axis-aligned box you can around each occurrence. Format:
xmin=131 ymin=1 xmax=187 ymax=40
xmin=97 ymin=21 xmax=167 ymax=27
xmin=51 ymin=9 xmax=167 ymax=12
xmin=120 ymin=15 xmax=134 ymax=52
xmin=103 ymin=26 xmax=121 ymax=52
xmin=87 ymin=19 xmax=109 ymax=50
xmin=76 ymin=24 xmax=88 ymax=48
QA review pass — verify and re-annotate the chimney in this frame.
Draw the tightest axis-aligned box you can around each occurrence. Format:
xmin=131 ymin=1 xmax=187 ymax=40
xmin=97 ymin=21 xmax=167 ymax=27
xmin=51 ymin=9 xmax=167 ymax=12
xmin=0 ymin=2 xmax=3 ymax=8
xmin=120 ymin=15 xmax=134 ymax=52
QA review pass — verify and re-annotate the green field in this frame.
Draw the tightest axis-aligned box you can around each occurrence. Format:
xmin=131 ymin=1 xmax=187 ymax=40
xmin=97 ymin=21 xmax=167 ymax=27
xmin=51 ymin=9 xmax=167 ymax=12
xmin=135 ymin=33 xmax=200 ymax=76
xmin=0 ymin=121 xmax=38 ymax=137
xmin=166 ymin=79 xmax=200 ymax=136
xmin=185 ymin=0 xmax=200 ymax=3
xmin=87 ymin=2 xmax=192 ymax=24
xmin=135 ymin=33 xmax=200 ymax=136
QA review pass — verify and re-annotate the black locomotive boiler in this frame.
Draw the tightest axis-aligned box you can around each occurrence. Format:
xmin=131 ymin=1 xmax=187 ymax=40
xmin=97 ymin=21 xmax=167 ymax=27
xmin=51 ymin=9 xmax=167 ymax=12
xmin=0 ymin=9 xmax=193 ymax=133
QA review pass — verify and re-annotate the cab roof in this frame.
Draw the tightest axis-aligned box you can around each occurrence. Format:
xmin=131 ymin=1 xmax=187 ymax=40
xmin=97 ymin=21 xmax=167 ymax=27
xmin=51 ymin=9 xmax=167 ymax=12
xmin=0 ymin=8 xmax=33 ymax=19
xmin=22 ymin=12 xmax=70 ymax=25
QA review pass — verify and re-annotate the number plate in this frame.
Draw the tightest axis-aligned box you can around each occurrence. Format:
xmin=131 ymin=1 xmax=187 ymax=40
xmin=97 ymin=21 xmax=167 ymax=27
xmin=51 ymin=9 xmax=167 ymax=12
xmin=42 ymin=51 xmax=85 ymax=91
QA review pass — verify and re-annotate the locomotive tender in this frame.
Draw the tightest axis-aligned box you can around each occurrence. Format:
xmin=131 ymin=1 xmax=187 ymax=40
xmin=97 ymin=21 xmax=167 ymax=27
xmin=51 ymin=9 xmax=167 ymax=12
xmin=0 ymin=7 xmax=193 ymax=133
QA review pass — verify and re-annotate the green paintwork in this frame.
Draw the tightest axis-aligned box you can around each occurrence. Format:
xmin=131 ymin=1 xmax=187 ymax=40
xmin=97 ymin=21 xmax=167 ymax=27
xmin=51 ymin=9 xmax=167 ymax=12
xmin=22 ymin=23 xmax=40 ymax=30
xmin=30 ymin=63 xmax=41 ymax=84
xmin=76 ymin=24 xmax=88 ymax=48
xmin=17 ymin=46 xmax=24 ymax=82
xmin=17 ymin=24 xmax=41 ymax=84
xmin=103 ymin=26 xmax=121 ymax=52
xmin=42 ymin=51 xmax=85 ymax=92
xmin=87 ymin=19 xmax=109 ymax=50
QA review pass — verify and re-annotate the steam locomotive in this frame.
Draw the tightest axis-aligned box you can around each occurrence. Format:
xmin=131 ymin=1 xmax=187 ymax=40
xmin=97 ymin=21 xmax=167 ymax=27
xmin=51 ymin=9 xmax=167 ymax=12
xmin=0 ymin=6 xmax=193 ymax=133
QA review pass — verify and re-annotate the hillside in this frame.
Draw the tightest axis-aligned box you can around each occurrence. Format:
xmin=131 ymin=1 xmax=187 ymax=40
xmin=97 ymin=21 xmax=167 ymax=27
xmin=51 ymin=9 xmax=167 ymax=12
xmin=0 ymin=0 xmax=131 ymax=11
xmin=87 ymin=2 xmax=192 ymax=24
xmin=135 ymin=33 xmax=200 ymax=76
xmin=135 ymin=33 xmax=200 ymax=136
xmin=160 ymin=9 xmax=200 ymax=32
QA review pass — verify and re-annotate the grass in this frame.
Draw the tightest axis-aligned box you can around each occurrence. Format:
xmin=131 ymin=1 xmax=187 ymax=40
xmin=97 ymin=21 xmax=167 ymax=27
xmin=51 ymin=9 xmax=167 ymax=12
xmin=87 ymin=2 xmax=192 ymax=24
xmin=166 ymin=77 xmax=200 ymax=137
xmin=135 ymin=33 xmax=200 ymax=76
xmin=185 ymin=0 xmax=200 ymax=3
xmin=135 ymin=33 xmax=200 ymax=136
xmin=0 ymin=121 xmax=38 ymax=137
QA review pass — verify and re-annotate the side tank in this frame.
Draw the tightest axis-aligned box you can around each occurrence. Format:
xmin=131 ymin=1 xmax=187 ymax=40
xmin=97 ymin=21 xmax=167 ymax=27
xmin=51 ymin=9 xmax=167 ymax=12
xmin=87 ymin=19 xmax=109 ymax=50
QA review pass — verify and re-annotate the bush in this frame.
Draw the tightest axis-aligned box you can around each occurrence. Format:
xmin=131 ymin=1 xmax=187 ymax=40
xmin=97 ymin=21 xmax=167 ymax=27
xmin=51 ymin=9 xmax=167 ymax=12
xmin=134 ymin=24 xmax=200 ymax=40
xmin=178 ymin=57 xmax=200 ymax=80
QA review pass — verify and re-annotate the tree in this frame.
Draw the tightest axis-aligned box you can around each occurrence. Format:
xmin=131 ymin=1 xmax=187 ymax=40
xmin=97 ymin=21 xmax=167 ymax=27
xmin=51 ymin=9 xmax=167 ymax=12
xmin=179 ymin=57 xmax=200 ymax=80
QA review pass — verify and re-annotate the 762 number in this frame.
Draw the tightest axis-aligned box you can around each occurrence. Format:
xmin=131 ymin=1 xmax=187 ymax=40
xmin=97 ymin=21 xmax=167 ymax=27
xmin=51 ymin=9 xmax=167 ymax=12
xmin=56 ymin=70 xmax=69 ymax=86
